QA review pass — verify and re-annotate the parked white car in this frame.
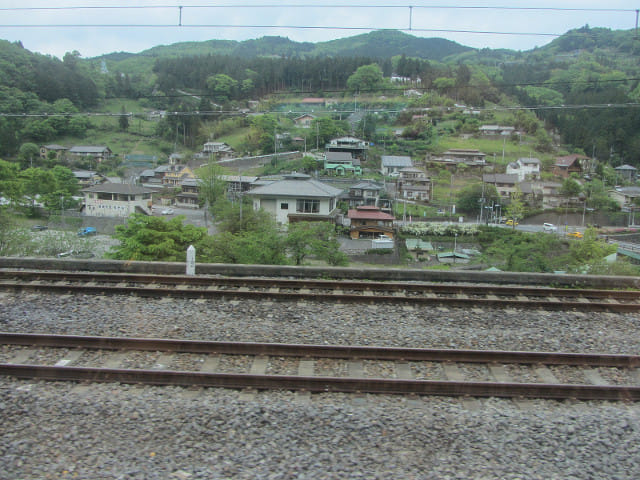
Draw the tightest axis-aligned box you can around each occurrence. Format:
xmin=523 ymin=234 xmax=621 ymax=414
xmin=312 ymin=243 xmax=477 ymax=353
xmin=161 ymin=208 xmax=174 ymax=215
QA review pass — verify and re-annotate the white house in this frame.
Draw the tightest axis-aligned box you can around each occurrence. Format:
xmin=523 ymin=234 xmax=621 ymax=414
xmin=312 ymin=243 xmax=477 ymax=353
xmin=82 ymin=183 xmax=154 ymax=217
xmin=506 ymin=157 xmax=541 ymax=181
xmin=246 ymin=173 xmax=343 ymax=225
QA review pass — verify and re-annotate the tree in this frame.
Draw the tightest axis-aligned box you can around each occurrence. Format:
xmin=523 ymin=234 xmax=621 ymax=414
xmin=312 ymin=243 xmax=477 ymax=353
xmin=108 ymin=214 xmax=208 ymax=262
xmin=505 ymin=188 xmax=525 ymax=229
xmin=51 ymin=165 xmax=80 ymax=195
xmin=285 ymin=221 xmax=348 ymax=266
xmin=199 ymin=229 xmax=287 ymax=265
xmin=206 ymin=73 xmax=238 ymax=102
xmin=118 ymin=105 xmax=129 ymax=132
xmin=0 ymin=159 xmax=23 ymax=202
xmin=18 ymin=143 xmax=41 ymax=169
xmin=19 ymin=167 xmax=57 ymax=213
xmin=560 ymin=178 xmax=582 ymax=198
xmin=197 ymin=162 xmax=229 ymax=214
xmin=456 ymin=183 xmax=499 ymax=215
xmin=567 ymin=227 xmax=616 ymax=272
xmin=346 ymin=64 xmax=384 ymax=93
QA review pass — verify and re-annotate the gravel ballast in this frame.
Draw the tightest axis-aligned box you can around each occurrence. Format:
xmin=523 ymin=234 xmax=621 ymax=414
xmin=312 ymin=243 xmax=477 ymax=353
xmin=1 ymin=291 xmax=639 ymax=479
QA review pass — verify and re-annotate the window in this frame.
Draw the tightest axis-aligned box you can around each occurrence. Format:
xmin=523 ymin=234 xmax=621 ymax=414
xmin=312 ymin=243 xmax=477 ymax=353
xmin=296 ymin=199 xmax=319 ymax=213
xmin=281 ymin=203 xmax=289 ymax=210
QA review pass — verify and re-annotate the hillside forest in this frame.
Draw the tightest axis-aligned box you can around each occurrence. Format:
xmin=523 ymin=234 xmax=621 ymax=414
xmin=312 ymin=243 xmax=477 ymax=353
xmin=0 ymin=27 xmax=638 ymax=168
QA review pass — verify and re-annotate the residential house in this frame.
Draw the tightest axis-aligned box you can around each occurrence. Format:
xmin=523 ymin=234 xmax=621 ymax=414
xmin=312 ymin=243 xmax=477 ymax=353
xmin=615 ymin=164 xmax=638 ymax=183
xmin=324 ymin=151 xmax=362 ymax=176
xmin=441 ymin=149 xmax=486 ymax=165
xmin=479 ymin=125 xmax=516 ymax=137
xmin=294 ymin=114 xmax=315 ymax=128
xmin=247 ymin=173 xmax=342 ymax=225
xmin=381 ymin=155 xmax=413 ymax=175
xmin=40 ymin=144 xmax=68 ymax=160
xmin=519 ymin=181 xmax=563 ymax=209
xmin=553 ymin=154 xmax=588 ymax=178
xmin=202 ymin=142 xmax=235 ymax=160
xmin=397 ymin=167 xmax=432 ymax=203
xmin=72 ymin=170 xmax=106 ymax=188
xmin=610 ymin=187 xmax=640 ymax=210
xmin=162 ymin=166 xmax=196 ymax=188
xmin=345 ymin=180 xmax=388 ymax=210
xmin=139 ymin=165 xmax=175 ymax=190
xmin=506 ymin=157 xmax=541 ymax=181
xmin=347 ymin=206 xmax=396 ymax=240
xmin=326 ymin=136 xmax=369 ymax=160
xmin=483 ymin=174 xmax=519 ymax=198
xmin=175 ymin=178 xmax=200 ymax=208
xmin=68 ymin=146 xmax=112 ymax=163
xmin=220 ymin=175 xmax=259 ymax=198
xmin=82 ymin=183 xmax=154 ymax=217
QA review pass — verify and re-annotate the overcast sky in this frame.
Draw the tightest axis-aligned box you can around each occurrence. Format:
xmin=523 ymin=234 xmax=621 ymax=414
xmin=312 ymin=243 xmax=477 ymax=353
xmin=0 ymin=1 xmax=637 ymax=59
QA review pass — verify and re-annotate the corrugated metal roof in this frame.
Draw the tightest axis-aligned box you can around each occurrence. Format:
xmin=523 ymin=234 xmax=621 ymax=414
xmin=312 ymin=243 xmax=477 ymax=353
xmin=381 ymin=156 xmax=413 ymax=167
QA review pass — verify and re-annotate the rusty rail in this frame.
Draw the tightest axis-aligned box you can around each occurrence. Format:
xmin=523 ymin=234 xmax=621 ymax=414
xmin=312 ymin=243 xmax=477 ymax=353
xmin=2 ymin=364 xmax=638 ymax=401
xmin=1 ymin=333 xmax=639 ymax=367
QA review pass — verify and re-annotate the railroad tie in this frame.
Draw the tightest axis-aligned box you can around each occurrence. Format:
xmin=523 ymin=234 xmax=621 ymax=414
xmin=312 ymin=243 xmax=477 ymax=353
xmin=534 ymin=366 xmax=560 ymax=384
xmin=584 ymin=369 xmax=608 ymax=386
xmin=10 ymin=349 xmax=35 ymax=364
xmin=54 ymin=350 xmax=83 ymax=367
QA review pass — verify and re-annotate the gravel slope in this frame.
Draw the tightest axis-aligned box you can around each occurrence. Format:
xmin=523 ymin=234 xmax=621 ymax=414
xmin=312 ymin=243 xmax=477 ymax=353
xmin=1 ymin=291 xmax=639 ymax=479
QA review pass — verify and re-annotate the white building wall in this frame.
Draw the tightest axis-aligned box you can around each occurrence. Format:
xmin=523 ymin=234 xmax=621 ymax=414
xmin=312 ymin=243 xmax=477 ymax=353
xmin=85 ymin=196 xmax=151 ymax=217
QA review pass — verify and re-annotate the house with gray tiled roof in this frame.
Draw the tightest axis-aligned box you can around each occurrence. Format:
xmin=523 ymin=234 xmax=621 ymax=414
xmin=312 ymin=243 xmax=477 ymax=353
xmin=381 ymin=156 xmax=413 ymax=175
xmin=68 ymin=146 xmax=112 ymax=163
xmin=246 ymin=173 xmax=343 ymax=224
xmin=615 ymin=164 xmax=638 ymax=183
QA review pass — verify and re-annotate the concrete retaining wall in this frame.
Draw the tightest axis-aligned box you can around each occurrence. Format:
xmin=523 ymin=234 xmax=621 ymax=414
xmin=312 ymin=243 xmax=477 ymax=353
xmin=2 ymin=257 xmax=638 ymax=289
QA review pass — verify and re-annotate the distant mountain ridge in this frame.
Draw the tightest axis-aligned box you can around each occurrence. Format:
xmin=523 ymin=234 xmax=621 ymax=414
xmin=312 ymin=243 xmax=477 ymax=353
xmin=97 ymin=30 xmax=474 ymax=62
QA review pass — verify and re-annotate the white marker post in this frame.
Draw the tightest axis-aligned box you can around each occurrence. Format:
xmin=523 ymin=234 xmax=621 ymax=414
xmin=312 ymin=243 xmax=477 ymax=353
xmin=186 ymin=245 xmax=196 ymax=275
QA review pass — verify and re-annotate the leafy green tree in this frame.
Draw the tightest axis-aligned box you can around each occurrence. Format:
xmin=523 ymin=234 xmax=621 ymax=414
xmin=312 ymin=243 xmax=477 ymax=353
xmin=0 ymin=159 xmax=23 ymax=202
xmin=311 ymin=117 xmax=348 ymax=148
xmin=18 ymin=143 xmax=41 ymax=169
xmin=118 ymin=105 xmax=129 ymax=131
xmin=19 ymin=167 xmax=57 ymax=213
xmin=560 ymin=177 xmax=583 ymax=197
xmin=214 ymin=199 xmax=275 ymax=235
xmin=206 ymin=73 xmax=238 ymax=102
xmin=108 ymin=214 xmax=208 ymax=261
xmin=200 ymin=229 xmax=287 ymax=265
xmin=456 ymin=183 xmax=499 ymax=215
xmin=505 ymin=188 xmax=525 ymax=228
xmin=51 ymin=165 xmax=80 ymax=195
xmin=197 ymin=162 xmax=229 ymax=214
xmin=346 ymin=64 xmax=384 ymax=93
xmin=480 ymin=229 xmax=568 ymax=272
xmin=285 ymin=222 xmax=348 ymax=266
xmin=567 ymin=227 xmax=616 ymax=272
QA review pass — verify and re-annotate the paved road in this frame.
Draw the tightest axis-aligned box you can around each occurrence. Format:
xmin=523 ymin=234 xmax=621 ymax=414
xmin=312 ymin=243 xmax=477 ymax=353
xmin=153 ymin=206 xmax=217 ymax=234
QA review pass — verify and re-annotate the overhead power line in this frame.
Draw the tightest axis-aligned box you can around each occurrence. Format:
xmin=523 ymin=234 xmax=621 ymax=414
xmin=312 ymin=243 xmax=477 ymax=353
xmin=0 ymin=3 xmax=636 ymax=40
xmin=2 ymin=102 xmax=640 ymax=119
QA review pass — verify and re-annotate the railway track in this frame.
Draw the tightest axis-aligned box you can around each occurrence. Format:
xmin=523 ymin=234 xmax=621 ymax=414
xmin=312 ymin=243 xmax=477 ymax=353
xmin=1 ymin=333 xmax=639 ymax=401
xmin=1 ymin=269 xmax=639 ymax=312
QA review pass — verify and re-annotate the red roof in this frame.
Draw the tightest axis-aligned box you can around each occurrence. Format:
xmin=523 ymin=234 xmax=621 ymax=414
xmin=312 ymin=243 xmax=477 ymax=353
xmin=555 ymin=154 xmax=588 ymax=167
xmin=348 ymin=208 xmax=396 ymax=220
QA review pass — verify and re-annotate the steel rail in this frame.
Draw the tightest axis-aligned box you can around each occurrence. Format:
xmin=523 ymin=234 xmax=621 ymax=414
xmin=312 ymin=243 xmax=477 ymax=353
xmin=2 ymin=333 xmax=638 ymax=367
xmin=1 ymin=364 xmax=638 ymax=401
xmin=0 ymin=279 xmax=637 ymax=312
xmin=2 ymin=269 xmax=639 ymax=300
